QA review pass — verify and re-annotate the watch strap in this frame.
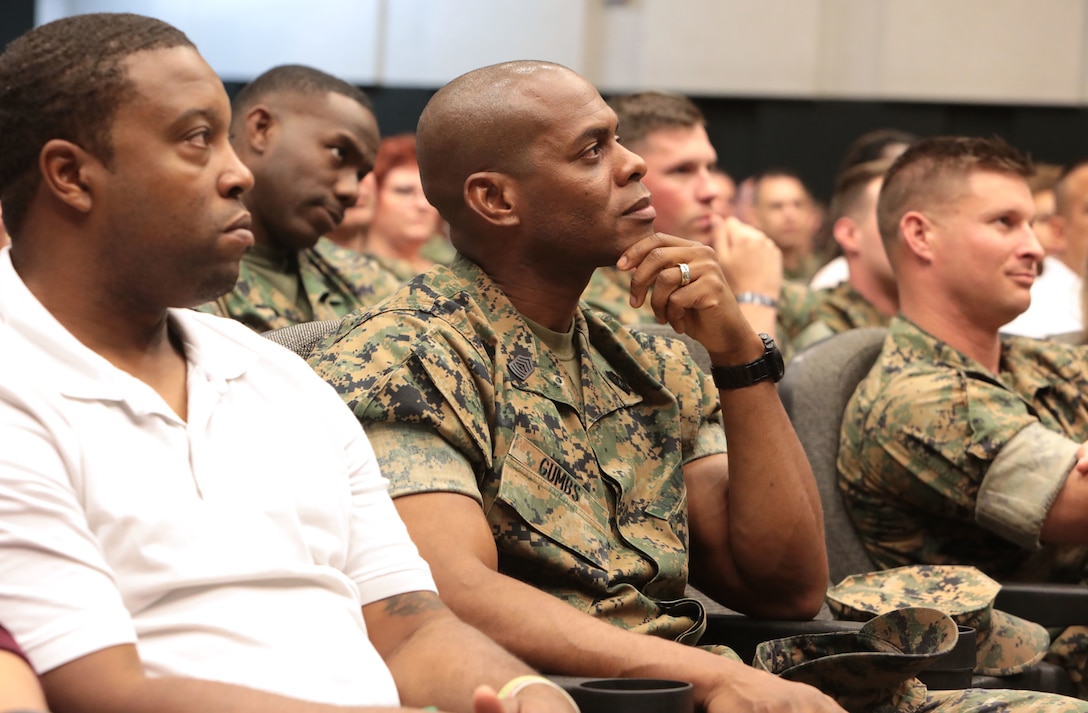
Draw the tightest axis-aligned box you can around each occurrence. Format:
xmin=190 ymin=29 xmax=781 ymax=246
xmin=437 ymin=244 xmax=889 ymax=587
xmin=710 ymin=333 xmax=785 ymax=390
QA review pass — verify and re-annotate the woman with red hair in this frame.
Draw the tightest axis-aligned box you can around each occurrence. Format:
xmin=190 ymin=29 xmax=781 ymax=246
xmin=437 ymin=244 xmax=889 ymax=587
xmin=365 ymin=133 xmax=446 ymax=279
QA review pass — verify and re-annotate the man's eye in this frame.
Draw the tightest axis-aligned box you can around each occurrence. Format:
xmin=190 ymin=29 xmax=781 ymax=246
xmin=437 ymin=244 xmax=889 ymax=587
xmin=187 ymin=129 xmax=211 ymax=147
xmin=331 ymin=146 xmax=346 ymax=162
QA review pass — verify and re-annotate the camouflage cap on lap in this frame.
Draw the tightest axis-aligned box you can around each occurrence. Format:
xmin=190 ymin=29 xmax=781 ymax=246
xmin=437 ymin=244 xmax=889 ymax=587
xmin=826 ymin=564 xmax=1049 ymax=676
xmin=754 ymin=607 xmax=958 ymax=713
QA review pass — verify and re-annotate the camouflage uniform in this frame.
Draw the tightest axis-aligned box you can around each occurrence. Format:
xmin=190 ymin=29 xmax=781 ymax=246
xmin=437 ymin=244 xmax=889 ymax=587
xmin=580 ymin=266 xmax=819 ymax=361
xmin=778 ymin=280 xmax=822 ymax=353
xmin=786 ymin=253 xmax=821 ymax=284
xmin=311 ymin=253 xmax=728 ymax=644
xmin=197 ymin=238 xmax=402 ymax=333
xmin=793 ymin=281 xmax=891 ymax=352
xmin=839 ymin=316 xmax=1088 ymax=694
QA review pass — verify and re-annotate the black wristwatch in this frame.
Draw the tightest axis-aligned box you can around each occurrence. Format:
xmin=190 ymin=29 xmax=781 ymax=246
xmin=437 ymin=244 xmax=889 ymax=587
xmin=710 ymin=333 xmax=785 ymax=390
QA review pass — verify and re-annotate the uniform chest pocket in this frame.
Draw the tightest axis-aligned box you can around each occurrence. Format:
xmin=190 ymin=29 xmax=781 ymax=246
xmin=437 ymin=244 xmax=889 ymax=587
xmin=494 ymin=433 xmax=613 ymax=570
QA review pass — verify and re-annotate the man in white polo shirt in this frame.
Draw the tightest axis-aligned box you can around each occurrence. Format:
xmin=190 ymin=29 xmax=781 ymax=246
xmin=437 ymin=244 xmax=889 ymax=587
xmin=0 ymin=13 xmax=572 ymax=713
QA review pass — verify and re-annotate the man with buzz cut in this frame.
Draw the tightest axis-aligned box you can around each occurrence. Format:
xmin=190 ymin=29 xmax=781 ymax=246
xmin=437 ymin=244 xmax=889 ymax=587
xmin=751 ymin=170 xmax=821 ymax=283
xmin=0 ymin=13 xmax=577 ymax=713
xmin=839 ymin=135 xmax=1088 ymax=696
xmin=198 ymin=64 xmax=401 ymax=332
xmin=793 ymin=158 xmax=898 ymax=350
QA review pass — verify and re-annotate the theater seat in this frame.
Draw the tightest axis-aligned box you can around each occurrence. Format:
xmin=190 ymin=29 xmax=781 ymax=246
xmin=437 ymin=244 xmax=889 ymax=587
xmin=262 ymin=318 xmax=342 ymax=359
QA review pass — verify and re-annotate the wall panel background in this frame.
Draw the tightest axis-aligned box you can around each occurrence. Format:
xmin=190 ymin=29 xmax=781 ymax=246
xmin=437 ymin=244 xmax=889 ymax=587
xmin=24 ymin=0 xmax=1088 ymax=198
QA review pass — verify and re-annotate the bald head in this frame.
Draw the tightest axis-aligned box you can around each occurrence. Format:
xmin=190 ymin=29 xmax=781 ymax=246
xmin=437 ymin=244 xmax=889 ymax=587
xmin=417 ymin=60 xmax=582 ymax=227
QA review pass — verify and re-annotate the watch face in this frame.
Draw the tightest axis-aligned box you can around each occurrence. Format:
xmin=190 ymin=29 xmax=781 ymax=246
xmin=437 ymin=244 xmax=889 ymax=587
xmin=771 ymin=346 xmax=785 ymax=380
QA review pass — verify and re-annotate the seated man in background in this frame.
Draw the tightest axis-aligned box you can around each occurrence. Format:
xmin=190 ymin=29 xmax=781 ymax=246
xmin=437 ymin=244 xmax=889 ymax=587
xmin=584 ymin=91 xmax=815 ymax=355
xmin=793 ymin=158 xmax=897 ymax=350
xmin=0 ymin=14 xmax=575 ymax=713
xmin=1026 ymin=162 xmax=1063 ymax=256
xmin=750 ymin=170 xmax=821 ymax=283
xmin=710 ymin=167 xmax=737 ymax=220
xmin=197 ymin=64 xmax=401 ymax=332
xmin=839 ymin=136 xmax=1088 ymax=694
xmin=808 ymin=127 xmax=917 ymax=291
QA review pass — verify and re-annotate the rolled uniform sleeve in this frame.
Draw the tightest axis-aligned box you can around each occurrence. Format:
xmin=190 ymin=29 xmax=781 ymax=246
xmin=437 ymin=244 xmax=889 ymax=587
xmin=978 ymin=423 xmax=1078 ymax=549
xmin=841 ymin=318 xmax=1088 ymax=576
xmin=878 ymin=370 xmax=1075 ymax=548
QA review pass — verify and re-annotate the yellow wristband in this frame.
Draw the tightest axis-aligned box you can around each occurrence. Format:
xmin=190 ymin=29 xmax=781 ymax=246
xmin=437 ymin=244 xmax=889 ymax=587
xmin=497 ymin=675 xmax=580 ymax=712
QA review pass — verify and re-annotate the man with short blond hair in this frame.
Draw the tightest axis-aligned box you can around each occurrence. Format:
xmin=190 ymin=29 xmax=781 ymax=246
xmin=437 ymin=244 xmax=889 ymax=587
xmin=840 ymin=136 xmax=1088 ymax=695
xmin=587 ymin=91 xmax=815 ymax=352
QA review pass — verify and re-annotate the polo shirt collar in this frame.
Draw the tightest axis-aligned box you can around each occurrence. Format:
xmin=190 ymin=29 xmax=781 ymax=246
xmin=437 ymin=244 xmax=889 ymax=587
xmin=0 ymin=248 xmax=255 ymax=406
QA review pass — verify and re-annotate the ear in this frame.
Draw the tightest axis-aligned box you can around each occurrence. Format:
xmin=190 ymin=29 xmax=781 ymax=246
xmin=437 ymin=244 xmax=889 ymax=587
xmin=899 ymin=210 xmax=935 ymax=263
xmin=464 ymin=171 xmax=520 ymax=228
xmin=1048 ymin=214 xmax=1069 ymax=255
xmin=242 ymin=105 xmax=275 ymax=154
xmin=38 ymin=139 xmax=98 ymax=214
xmin=831 ymin=216 xmax=860 ymax=255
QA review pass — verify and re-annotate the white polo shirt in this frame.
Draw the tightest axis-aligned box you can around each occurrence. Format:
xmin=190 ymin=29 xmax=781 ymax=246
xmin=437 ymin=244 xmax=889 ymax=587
xmin=0 ymin=248 xmax=436 ymax=706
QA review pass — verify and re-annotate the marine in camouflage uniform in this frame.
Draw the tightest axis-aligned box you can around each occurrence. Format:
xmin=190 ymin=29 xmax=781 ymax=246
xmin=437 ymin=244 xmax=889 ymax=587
xmin=311 ymin=258 xmax=1085 ymax=713
xmin=581 ymin=265 xmax=818 ymax=361
xmin=839 ymin=315 xmax=1088 ymax=694
xmin=792 ymin=280 xmax=892 ymax=352
xmin=197 ymin=237 xmax=402 ymax=333
xmin=311 ymin=253 xmax=727 ymax=644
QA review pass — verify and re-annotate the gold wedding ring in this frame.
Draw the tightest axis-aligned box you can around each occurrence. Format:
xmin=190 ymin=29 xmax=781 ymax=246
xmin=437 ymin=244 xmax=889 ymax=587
xmin=678 ymin=262 xmax=691 ymax=287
